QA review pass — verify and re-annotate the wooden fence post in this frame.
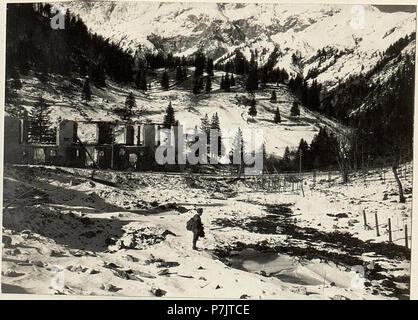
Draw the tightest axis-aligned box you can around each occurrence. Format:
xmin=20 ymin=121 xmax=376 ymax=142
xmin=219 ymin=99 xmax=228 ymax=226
xmin=300 ymin=180 xmax=305 ymax=198
xmin=375 ymin=213 xmax=380 ymax=237
xmin=405 ymin=224 xmax=408 ymax=249
xmin=363 ymin=210 xmax=367 ymax=230
xmin=388 ymin=218 xmax=392 ymax=243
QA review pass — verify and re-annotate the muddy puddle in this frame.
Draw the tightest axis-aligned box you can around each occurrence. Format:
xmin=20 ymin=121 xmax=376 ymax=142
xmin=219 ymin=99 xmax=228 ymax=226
xmin=226 ymin=248 xmax=361 ymax=288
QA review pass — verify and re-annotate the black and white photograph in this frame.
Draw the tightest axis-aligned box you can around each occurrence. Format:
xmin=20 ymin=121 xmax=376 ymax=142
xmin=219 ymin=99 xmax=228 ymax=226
xmin=1 ymin=0 xmax=416 ymax=300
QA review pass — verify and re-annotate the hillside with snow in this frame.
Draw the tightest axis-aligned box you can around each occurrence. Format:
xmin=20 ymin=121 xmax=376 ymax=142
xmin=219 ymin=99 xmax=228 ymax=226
xmin=6 ymin=68 xmax=346 ymax=157
xmin=62 ymin=2 xmax=416 ymax=86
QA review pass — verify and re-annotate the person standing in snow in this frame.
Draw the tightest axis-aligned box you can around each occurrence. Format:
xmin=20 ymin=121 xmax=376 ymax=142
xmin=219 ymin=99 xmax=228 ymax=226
xmin=186 ymin=208 xmax=205 ymax=250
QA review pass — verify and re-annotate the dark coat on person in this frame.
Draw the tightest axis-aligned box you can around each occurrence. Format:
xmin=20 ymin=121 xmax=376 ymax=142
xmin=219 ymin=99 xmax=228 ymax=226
xmin=190 ymin=214 xmax=205 ymax=238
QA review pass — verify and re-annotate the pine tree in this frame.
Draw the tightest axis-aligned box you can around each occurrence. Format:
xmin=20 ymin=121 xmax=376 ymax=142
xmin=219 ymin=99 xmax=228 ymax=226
xmin=163 ymin=102 xmax=176 ymax=128
xmin=124 ymin=92 xmax=136 ymax=120
xmin=193 ymin=77 xmax=201 ymax=95
xmin=90 ymin=63 xmax=106 ymax=87
xmin=224 ymin=73 xmax=231 ymax=92
xmin=194 ymin=51 xmax=206 ymax=77
xmin=201 ymin=113 xmax=210 ymax=136
xmin=134 ymin=69 xmax=142 ymax=88
xmin=246 ymin=61 xmax=259 ymax=92
xmin=28 ymin=95 xmax=55 ymax=144
xmin=201 ymin=113 xmax=210 ymax=145
xmin=270 ymin=90 xmax=277 ymax=102
xmin=211 ymin=113 xmax=222 ymax=156
xmin=205 ymin=76 xmax=212 ymax=93
xmin=11 ymin=70 xmax=22 ymax=91
xmin=297 ymin=138 xmax=311 ymax=171
xmin=280 ymin=146 xmax=292 ymax=171
xmin=274 ymin=107 xmax=281 ymax=123
xmin=182 ymin=67 xmax=188 ymax=79
xmin=283 ymin=146 xmax=291 ymax=162
xmin=140 ymin=72 xmax=147 ymax=91
xmin=248 ymin=103 xmax=257 ymax=118
xmin=220 ymin=75 xmax=225 ymax=90
xmin=161 ymin=71 xmax=169 ymax=90
xmin=230 ymin=74 xmax=235 ymax=86
xmin=290 ymin=101 xmax=300 ymax=116
xmin=176 ymin=66 xmax=183 ymax=81
xmin=211 ymin=112 xmax=220 ymax=131
xmin=206 ymin=58 xmax=214 ymax=77
xmin=82 ymin=76 xmax=92 ymax=102
xmin=230 ymin=128 xmax=244 ymax=176
xmin=199 ymin=77 xmax=204 ymax=92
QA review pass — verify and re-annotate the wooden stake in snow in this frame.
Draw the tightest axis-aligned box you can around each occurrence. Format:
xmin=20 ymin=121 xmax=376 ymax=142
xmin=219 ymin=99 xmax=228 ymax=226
xmin=405 ymin=225 xmax=408 ymax=249
xmin=388 ymin=218 xmax=392 ymax=243
xmin=300 ymin=180 xmax=305 ymax=198
xmin=363 ymin=210 xmax=367 ymax=230
xmin=375 ymin=213 xmax=380 ymax=237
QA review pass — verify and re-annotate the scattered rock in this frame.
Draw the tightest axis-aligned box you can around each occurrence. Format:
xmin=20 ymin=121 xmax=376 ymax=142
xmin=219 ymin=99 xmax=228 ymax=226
xmin=101 ymin=283 xmax=122 ymax=292
xmin=215 ymin=284 xmax=222 ymax=289
xmin=336 ymin=213 xmax=349 ymax=218
xmin=150 ymin=201 xmax=159 ymax=207
xmin=291 ymin=287 xmax=307 ymax=295
xmin=199 ymin=276 xmax=207 ymax=281
xmin=31 ymin=260 xmax=44 ymax=267
xmin=2 ymin=269 xmax=23 ymax=277
xmin=157 ymin=269 xmax=170 ymax=276
xmin=151 ymin=287 xmax=166 ymax=297
xmin=5 ymin=248 xmax=21 ymax=256
xmin=240 ymin=294 xmax=250 ymax=299
xmin=157 ymin=261 xmax=180 ymax=268
xmin=105 ymin=236 xmax=117 ymax=246
xmin=85 ymin=268 xmax=100 ymax=275
xmin=115 ymin=226 xmax=167 ymax=250
xmin=332 ymin=295 xmax=350 ymax=300
xmin=69 ymin=249 xmax=87 ymax=257
xmin=176 ymin=206 xmax=189 ymax=213
xmin=69 ymin=265 xmax=87 ymax=273
xmin=49 ymin=249 xmax=66 ymax=257
xmin=161 ymin=230 xmax=176 ymax=237
xmin=124 ymin=254 xmax=139 ymax=262
xmin=103 ymin=262 xmax=121 ymax=269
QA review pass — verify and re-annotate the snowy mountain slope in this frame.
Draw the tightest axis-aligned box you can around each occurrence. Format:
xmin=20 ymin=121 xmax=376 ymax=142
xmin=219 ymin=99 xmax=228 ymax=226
xmin=6 ymin=68 xmax=346 ymax=158
xmin=61 ymin=2 xmax=416 ymax=85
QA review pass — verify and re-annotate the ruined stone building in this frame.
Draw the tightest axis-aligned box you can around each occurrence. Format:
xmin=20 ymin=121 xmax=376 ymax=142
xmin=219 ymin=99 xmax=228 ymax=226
xmin=3 ymin=115 xmax=180 ymax=170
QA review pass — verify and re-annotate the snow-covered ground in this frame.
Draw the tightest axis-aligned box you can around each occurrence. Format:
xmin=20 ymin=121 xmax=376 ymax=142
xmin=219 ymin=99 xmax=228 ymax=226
xmin=1 ymin=164 xmax=411 ymax=299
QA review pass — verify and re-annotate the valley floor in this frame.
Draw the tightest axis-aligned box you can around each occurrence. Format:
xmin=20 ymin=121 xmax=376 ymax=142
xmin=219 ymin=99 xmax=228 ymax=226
xmin=1 ymin=164 xmax=412 ymax=299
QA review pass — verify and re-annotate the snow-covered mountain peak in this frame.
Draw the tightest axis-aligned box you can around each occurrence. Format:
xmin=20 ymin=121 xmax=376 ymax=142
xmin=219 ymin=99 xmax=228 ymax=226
xmin=61 ymin=2 xmax=415 ymax=85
